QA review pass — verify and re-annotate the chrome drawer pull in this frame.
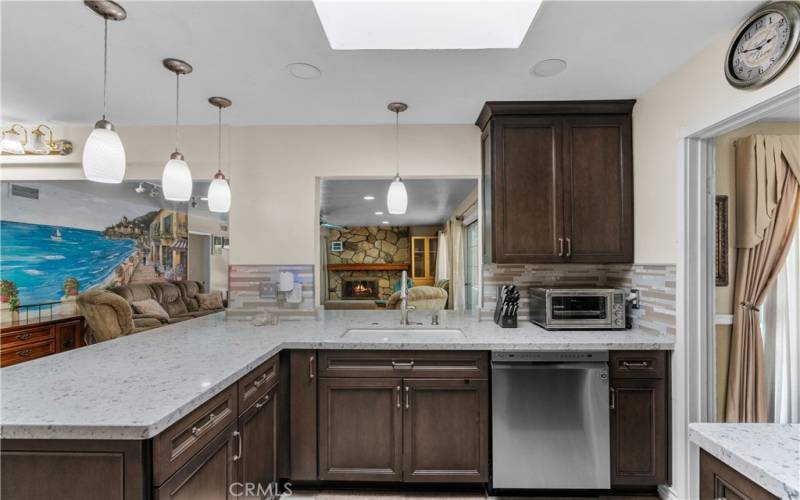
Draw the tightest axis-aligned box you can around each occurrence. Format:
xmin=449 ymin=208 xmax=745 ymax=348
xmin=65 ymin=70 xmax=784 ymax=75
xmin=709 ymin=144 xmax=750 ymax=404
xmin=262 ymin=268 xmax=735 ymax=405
xmin=190 ymin=412 xmax=217 ymax=436
xmin=232 ymin=430 xmax=242 ymax=461
xmin=396 ymin=386 xmax=401 ymax=408
xmin=610 ymin=387 xmax=616 ymax=410
xmin=17 ymin=349 xmax=32 ymax=357
xmin=392 ymin=361 xmax=415 ymax=370
xmin=621 ymin=360 xmax=650 ymax=369
xmin=256 ymin=393 xmax=271 ymax=409
xmin=253 ymin=373 xmax=268 ymax=388
xmin=16 ymin=333 xmax=32 ymax=341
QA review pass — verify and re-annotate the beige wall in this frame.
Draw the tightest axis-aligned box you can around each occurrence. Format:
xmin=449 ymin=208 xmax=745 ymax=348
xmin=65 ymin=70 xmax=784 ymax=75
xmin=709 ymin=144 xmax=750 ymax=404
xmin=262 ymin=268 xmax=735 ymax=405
xmin=712 ymin=120 xmax=800 ymax=420
xmin=633 ymin=34 xmax=800 ymax=263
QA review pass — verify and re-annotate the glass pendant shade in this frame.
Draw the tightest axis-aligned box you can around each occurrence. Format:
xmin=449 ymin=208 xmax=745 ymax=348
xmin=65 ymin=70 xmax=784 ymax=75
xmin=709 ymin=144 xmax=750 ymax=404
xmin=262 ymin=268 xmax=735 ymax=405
xmin=82 ymin=125 xmax=126 ymax=183
xmin=27 ymin=131 xmax=50 ymax=154
xmin=387 ymin=176 xmax=408 ymax=215
xmin=207 ymin=172 xmax=231 ymax=213
xmin=162 ymin=153 xmax=193 ymax=201
xmin=1 ymin=129 xmax=26 ymax=155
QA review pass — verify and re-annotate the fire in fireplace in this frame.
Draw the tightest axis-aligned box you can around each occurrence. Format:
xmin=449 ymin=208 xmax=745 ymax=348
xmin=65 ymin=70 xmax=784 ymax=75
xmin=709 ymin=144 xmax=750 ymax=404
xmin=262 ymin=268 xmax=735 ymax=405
xmin=343 ymin=277 xmax=380 ymax=300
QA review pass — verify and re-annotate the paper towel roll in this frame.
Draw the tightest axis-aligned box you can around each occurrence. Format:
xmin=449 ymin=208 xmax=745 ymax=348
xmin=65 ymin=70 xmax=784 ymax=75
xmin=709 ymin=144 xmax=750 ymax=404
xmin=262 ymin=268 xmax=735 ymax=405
xmin=279 ymin=272 xmax=295 ymax=292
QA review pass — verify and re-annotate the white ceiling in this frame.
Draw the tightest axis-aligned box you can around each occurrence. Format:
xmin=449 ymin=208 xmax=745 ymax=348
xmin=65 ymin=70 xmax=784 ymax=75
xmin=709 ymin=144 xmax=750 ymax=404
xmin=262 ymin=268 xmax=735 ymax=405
xmin=2 ymin=1 xmax=758 ymax=126
xmin=320 ymin=178 xmax=476 ymax=227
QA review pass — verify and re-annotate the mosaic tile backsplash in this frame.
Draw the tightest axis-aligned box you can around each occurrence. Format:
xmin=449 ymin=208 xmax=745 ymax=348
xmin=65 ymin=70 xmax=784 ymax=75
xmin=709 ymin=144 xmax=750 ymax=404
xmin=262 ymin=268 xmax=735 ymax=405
xmin=227 ymin=264 xmax=316 ymax=321
xmin=482 ymin=264 xmax=676 ymax=335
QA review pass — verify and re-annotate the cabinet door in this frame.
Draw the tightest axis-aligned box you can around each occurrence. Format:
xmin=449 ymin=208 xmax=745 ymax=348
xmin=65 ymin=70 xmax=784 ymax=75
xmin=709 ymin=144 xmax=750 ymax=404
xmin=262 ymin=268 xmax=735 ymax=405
xmin=239 ymin=384 xmax=278 ymax=497
xmin=55 ymin=320 xmax=83 ymax=352
xmin=610 ymin=378 xmax=667 ymax=486
xmin=155 ymin=423 xmax=237 ymax=500
xmin=490 ymin=116 xmax=564 ymax=263
xmin=289 ymin=350 xmax=317 ymax=481
xmin=318 ymin=378 xmax=403 ymax=481
xmin=403 ymin=379 xmax=488 ymax=483
xmin=562 ymin=115 xmax=633 ymax=263
xmin=699 ymin=449 xmax=778 ymax=500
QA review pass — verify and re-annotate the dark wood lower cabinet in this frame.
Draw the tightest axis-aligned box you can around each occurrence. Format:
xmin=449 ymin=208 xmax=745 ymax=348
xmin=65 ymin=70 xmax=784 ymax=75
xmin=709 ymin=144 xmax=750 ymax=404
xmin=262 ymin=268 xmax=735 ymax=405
xmin=699 ymin=449 xmax=778 ymax=500
xmin=239 ymin=383 xmax=278 ymax=496
xmin=290 ymin=350 xmax=318 ymax=481
xmin=403 ymin=379 xmax=488 ymax=483
xmin=318 ymin=377 xmax=404 ymax=481
xmin=154 ymin=423 xmax=238 ymax=500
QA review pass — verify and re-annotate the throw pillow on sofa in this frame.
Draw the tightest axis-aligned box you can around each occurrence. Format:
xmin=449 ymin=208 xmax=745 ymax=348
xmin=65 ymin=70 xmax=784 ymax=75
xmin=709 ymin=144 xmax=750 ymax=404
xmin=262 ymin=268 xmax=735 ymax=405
xmin=131 ymin=299 xmax=170 ymax=322
xmin=197 ymin=292 xmax=224 ymax=310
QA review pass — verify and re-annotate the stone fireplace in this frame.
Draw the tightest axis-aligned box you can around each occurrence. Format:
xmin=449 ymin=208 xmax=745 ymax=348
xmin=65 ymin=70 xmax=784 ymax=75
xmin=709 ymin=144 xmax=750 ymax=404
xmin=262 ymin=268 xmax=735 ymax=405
xmin=342 ymin=277 xmax=380 ymax=300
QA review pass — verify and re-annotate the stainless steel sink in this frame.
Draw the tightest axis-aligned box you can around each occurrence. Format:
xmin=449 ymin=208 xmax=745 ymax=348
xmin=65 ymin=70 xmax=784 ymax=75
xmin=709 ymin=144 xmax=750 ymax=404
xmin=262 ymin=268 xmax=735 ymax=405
xmin=341 ymin=328 xmax=465 ymax=340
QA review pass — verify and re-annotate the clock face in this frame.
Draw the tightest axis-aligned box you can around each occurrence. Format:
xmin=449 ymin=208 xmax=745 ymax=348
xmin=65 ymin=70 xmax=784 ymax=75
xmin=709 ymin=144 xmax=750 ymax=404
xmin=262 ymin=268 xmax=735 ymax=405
xmin=727 ymin=3 xmax=800 ymax=88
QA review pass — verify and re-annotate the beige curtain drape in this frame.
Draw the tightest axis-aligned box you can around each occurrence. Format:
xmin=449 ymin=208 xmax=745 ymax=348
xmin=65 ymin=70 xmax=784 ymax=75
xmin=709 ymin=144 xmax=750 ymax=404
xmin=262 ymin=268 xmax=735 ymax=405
xmin=448 ymin=219 xmax=465 ymax=311
xmin=726 ymin=134 xmax=800 ymax=423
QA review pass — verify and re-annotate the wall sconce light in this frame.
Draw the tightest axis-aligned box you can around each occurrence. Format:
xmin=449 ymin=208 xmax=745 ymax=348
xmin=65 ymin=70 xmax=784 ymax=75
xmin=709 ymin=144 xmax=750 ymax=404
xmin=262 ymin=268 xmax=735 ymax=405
xmin=0 ymin=124 xmax=73 ymax=156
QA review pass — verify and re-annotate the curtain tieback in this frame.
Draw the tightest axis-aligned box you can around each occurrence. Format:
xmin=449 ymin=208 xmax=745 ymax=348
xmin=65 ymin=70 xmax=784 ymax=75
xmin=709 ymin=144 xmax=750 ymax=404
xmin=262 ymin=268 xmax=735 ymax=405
xmin=738 ymin=301 xmax=761 ymax=312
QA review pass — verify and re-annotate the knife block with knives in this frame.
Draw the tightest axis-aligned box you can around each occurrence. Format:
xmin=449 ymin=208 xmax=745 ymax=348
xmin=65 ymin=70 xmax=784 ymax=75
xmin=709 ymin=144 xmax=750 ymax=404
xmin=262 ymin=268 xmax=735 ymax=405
xmin=494 ymin=285 xmax=519 ymax=328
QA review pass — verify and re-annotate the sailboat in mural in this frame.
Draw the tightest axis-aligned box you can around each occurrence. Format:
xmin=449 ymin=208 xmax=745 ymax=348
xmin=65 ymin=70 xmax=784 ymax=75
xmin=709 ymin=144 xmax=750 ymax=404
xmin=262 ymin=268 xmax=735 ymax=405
xmin=50 ymin=227 xmax=62 ymax=241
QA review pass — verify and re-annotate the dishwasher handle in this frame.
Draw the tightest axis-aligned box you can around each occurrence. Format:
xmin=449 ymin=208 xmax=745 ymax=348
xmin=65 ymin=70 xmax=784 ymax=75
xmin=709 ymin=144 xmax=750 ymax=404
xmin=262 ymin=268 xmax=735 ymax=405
xmin=492 ymin=361 xmax=609 ymax=371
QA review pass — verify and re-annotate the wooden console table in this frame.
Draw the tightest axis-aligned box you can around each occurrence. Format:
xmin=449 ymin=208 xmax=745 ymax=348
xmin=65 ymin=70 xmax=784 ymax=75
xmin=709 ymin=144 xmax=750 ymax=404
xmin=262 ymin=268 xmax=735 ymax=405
xmin=0 ymin=315 xmax=84 ymax=367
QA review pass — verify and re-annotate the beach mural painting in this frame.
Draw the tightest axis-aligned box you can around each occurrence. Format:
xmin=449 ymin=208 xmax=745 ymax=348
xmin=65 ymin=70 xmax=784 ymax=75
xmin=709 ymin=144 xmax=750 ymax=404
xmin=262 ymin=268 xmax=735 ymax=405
xmin=0 ymin=181 xmax=189 ymax=311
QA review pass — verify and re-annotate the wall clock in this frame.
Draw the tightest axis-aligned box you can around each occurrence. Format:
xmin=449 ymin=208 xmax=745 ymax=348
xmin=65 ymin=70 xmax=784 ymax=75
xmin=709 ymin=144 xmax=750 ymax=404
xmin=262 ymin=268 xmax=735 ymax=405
xmin=725 ymin=1 xmax=800 ymax=89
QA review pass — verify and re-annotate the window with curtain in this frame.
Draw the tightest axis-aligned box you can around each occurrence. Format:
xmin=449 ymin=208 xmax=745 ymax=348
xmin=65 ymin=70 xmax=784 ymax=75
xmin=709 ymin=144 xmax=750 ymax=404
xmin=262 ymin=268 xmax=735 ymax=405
xmin=760 ymin=212 xmax=800 ymax=424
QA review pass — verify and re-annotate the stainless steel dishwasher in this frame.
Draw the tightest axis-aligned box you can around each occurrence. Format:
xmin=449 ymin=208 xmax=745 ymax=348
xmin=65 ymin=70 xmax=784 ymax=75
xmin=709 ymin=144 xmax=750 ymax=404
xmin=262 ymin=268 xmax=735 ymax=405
xmin=491 ymin=351 xmax=610 ymax=490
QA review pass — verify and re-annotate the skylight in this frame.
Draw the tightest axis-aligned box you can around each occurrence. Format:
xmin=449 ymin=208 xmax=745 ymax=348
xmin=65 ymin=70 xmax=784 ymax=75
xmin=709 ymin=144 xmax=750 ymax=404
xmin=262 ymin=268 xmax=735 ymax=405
xmin=312 ymin=0 xmax=542 ymax=50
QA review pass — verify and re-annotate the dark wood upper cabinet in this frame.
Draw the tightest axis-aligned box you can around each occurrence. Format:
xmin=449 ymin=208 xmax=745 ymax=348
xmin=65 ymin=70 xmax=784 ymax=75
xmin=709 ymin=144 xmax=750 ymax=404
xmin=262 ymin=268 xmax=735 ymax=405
xmin=402 ymin=379 xmax=488 ymax=483
xmin=477 ymin=101 xmax=635 ymax=264
xmin=318 ymin=377 xmax=403 ymax=482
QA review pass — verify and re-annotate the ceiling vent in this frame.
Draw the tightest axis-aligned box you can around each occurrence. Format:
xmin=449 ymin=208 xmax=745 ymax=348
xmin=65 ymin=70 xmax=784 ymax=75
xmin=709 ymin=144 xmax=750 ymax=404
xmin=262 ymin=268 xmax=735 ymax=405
xmin=10 ymin=184 xmax=39 ymax=200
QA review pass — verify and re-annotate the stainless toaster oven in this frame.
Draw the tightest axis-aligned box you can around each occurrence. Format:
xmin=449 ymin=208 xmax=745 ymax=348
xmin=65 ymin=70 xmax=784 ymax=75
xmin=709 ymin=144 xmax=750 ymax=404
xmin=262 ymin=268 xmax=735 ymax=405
xmin=529 ymin=287 xmax=627 ymax=330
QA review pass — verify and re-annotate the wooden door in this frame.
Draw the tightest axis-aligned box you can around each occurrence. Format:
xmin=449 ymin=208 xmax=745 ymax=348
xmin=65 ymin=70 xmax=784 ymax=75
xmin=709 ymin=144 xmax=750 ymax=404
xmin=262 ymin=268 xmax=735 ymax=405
xmin=610 ymin=378 xmax=667 ymax=486
xmin=154 ymin=423 xmax=237 ymax=500
xmin=402 ymin=379 xmax=488 ymax=482
xmin=318 ymin=378 xmax=403 ymax=481
xmin=289 ymin=350 xmax=317 ymax=481
xmin=238 ymin=384 xmax=278 ymax=498
xmin=562 ymin=115 xmax=633 ymax=263
xmin=490 ymin=116 xmax=564 ymax=263
xmin=55 ymin=320 xmax=83 ymax=352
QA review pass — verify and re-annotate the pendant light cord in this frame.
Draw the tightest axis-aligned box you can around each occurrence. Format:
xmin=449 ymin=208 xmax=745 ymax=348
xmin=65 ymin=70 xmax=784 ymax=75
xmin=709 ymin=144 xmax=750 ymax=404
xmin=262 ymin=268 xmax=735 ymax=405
xmin=175 ymin=73 xmax=181 ymax=152
xmin=394 ymin=110 xmax=400 ymax=177
xmin=217 ymin=106 xmax=222 ymax=170
xmin=102 ymin=18 xmax=108 ymax=120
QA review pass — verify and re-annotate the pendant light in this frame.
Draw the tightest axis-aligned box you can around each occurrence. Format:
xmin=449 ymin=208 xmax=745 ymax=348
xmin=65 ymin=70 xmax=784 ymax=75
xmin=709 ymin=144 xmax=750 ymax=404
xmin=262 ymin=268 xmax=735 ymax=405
xmin=207 ymin=96 xmax=232 ymax=213
xmin=82 ymin=0 xmax=127 ymax=184
xmin=386 ymin=102 xmax=408 ymax=215
xmin=161 ymin=58 xmax=193 ymax=201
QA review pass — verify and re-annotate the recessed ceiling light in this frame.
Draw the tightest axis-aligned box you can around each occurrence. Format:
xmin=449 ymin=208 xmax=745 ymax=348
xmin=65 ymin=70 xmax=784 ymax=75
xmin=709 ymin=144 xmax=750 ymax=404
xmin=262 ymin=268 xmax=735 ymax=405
xmin=313 ymin=0 xmax=543 ymax=50
xmin=374 ymin=211 xmax=384 ymax=215
xmin=382 ymin=221 xmax=390 ymax=225
xmin=286 ymin=62 xmax=322 ymax=80
xmin=363 ymin=195 xmax=375 ymax=200
xmin=531 ymin=59 xmax=567 ymax=77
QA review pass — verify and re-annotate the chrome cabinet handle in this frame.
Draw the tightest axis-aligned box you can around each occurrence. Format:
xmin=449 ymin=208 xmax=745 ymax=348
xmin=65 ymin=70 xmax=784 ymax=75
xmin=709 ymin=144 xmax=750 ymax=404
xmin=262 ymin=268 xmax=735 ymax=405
xmin=253 ymin=373 xmax=268 ymax=388
xmin=232 ymin=430 xmax=242 ymax=461
xmin=16 ymin=333 xmax=32 ymax=341
xmin=622 ymin=360 xmax=650 ymax=369
xmin=396 ymin=386 xmax=401 ymax=408
xmin=566 ymin=238 xmax=571 ymax=257
xmin=309 ymin=356 xmax=315 ymax=379
xmin=405 ymin=386 xmax=410 ymax=410
xmin=609 ymin=387 xmax=616 ymax=410
xmin=191 ymin=412 xmax=217 ymax=436
xmin=256 ymin=393 xmax=271 ymax=409
xmin=558 ymin=238 xmax=564 ymax=257
xmin=391 ymin=361 xmax=415 ymax=370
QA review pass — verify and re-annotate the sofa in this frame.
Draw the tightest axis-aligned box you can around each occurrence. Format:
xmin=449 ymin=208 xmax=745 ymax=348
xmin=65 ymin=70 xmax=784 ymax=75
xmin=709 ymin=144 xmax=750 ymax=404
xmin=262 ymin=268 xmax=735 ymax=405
xmin=78 ymin=281 xmax=225 ymax=343
xmin=386 ymin=285 xmax=449 ymax=311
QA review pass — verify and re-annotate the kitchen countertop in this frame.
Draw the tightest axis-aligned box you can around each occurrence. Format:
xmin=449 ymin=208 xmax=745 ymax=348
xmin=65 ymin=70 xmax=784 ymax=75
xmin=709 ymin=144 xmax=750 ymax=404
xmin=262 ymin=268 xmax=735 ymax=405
xmin=1 ymin=310 xmax=673 ymax=440
xmin=689 ymin=423 xmax=800 ymax=500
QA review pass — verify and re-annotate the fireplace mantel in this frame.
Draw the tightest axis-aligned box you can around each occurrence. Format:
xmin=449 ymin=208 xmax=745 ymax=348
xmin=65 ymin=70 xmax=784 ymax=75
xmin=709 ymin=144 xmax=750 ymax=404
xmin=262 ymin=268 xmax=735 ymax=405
xmin=327 ymin=263 xmax=409 ymax=272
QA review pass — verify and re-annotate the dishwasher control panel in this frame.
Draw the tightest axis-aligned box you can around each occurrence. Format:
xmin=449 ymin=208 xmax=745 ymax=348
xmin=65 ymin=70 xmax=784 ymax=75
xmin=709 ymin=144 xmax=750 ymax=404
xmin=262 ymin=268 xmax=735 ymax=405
xmin=491 ymin=351 xmax=608 ymax=363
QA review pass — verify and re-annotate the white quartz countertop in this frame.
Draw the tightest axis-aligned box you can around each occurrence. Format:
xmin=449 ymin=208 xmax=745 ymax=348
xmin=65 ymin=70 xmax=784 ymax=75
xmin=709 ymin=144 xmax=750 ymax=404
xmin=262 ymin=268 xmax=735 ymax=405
xmin=689 ymin=423 xmax=800 ymax=499
xmin=1 ymin=310 xmax=673 ymax=440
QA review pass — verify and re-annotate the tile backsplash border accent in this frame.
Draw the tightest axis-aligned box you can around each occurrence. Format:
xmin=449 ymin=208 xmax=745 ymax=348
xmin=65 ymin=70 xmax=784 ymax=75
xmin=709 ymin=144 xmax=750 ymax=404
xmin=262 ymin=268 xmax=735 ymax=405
xmin=481 ymin=263 xmax=676 ymax=335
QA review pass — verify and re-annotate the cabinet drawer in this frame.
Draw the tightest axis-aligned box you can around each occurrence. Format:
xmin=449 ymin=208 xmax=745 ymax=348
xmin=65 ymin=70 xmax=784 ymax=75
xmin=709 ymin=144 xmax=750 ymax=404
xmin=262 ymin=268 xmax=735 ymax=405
xmin=318 ymin=351 xmax=489 ymax=379
xmin=239 ymin=354 xmax=279 ymax=414
xmin=610 ymin=351 xmax=666 ymax=379
xmin=153 ymin=384 xmax=237 ymax=486
xmin=1 ymin=325 xmax=54 ymax=350
xmin=0 ymin=339 xmax=56 ymax=367
xmin=700 ymin=449 xmax=778 ymax=500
